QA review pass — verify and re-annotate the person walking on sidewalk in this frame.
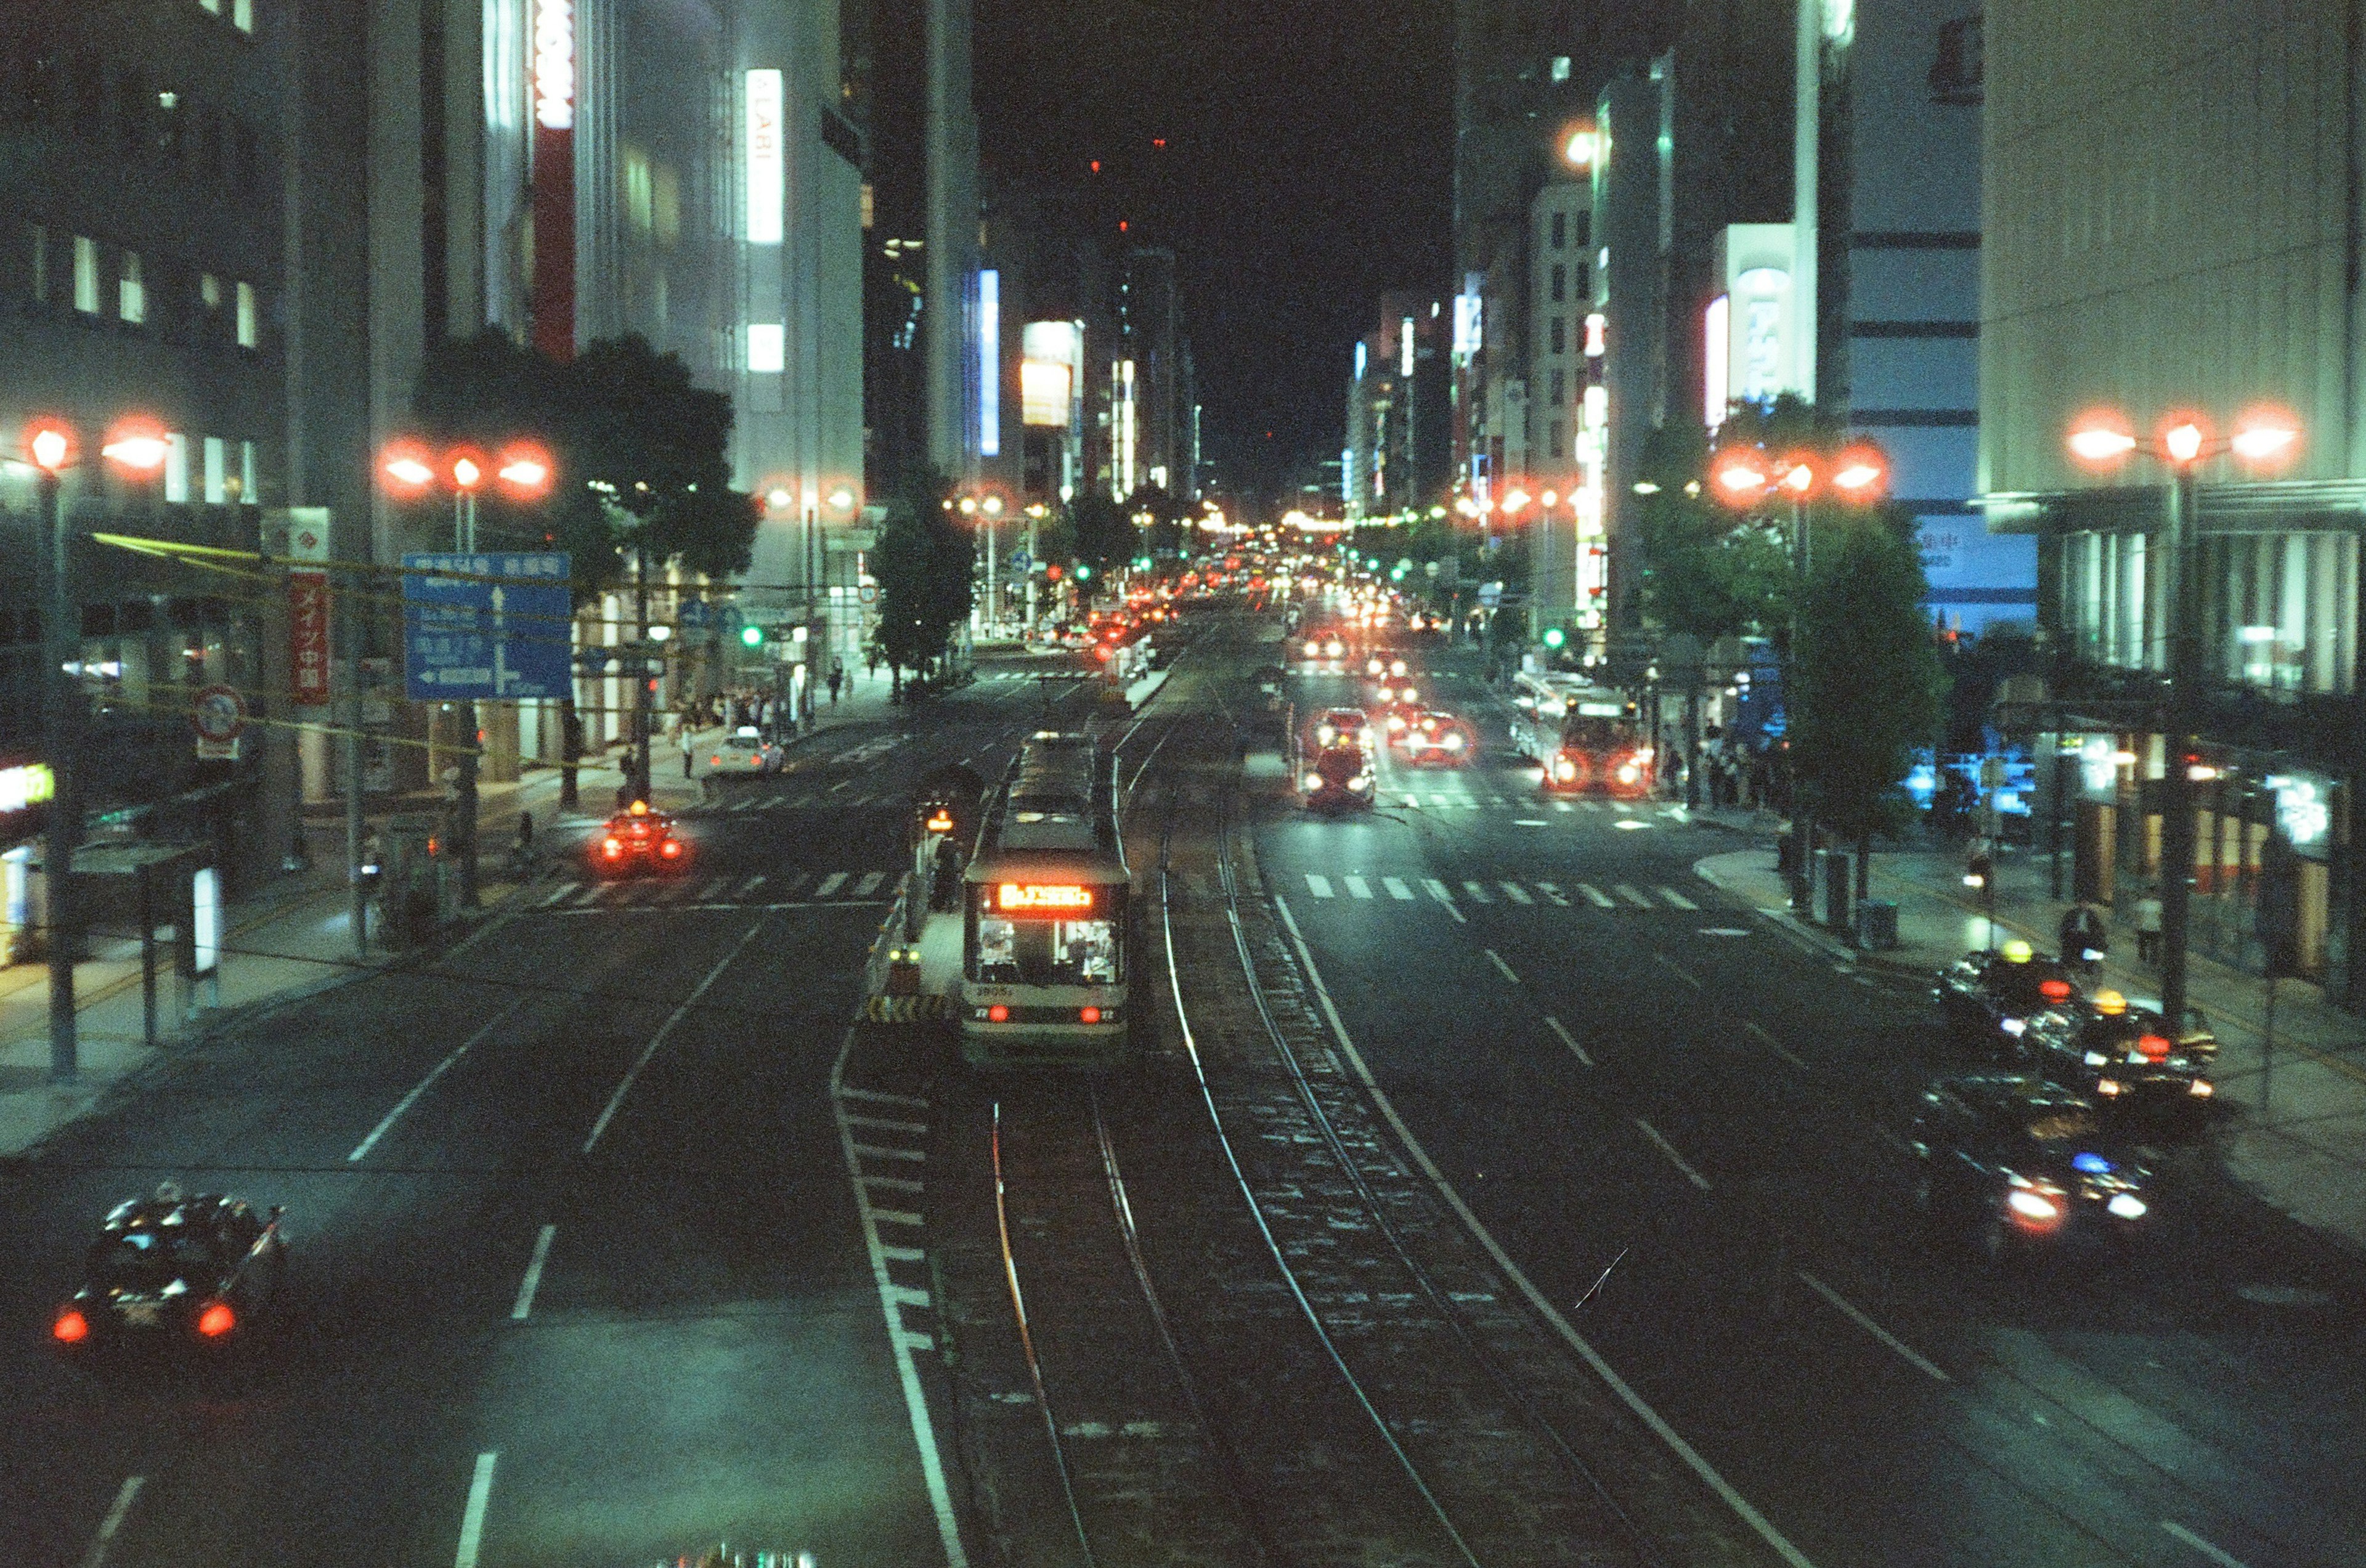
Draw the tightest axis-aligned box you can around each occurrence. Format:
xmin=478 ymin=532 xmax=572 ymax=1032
xmin=828 ymin=658 xmax=844 ymax=704
xmin=677 ymin=717 xmax=696 ymax=779
xmin=2134 ymin=884 xmax=2165 ymax=964
xmin=2059 ymin=901 xmax=2108 ymax=977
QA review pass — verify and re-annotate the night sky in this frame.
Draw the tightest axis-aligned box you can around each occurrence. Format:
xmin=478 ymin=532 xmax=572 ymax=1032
xmin=975 ymin=0 xmax=1453 ymax=503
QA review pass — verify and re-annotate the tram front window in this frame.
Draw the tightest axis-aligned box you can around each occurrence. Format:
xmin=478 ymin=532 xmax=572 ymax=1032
xmin=974 ymin=912 xmax=1121 ymax=985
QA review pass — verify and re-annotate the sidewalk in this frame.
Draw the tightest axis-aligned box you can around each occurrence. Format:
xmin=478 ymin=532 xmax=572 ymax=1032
xmin=1693 ymin=814 xmax=2366 ymax=1254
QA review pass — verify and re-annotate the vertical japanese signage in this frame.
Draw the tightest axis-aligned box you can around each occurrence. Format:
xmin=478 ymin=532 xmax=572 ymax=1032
xmin=531 ymin=0 xmax=577 ymax=363
xmin=745 ymin=69 xmax=784 ymax=245
xmin=286 ymin=507 xmax=332 ymax=707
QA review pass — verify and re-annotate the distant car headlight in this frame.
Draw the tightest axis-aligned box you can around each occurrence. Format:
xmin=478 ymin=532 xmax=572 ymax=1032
xmin=1349 ymin=774 xmax=1372 ymax=791
xmin=1443 ymin=732 xmax=1463 ymax=750
xmin=2085 ymin=1050 xmax=2110 ymax=1066
xmin=2106 ymin=1193 xmax=2148 ymax=1220
xmin=2006 ymin=1188 xmax=2060 ymax=1223
xmin=2001 ymin=1017 xmax=2027 ymax=1036
xmin=1553 ymin=759 xmax=1577 ymax=782
xmin=2096 ymin=1078 xmax=2123 ymax=1095
xmin=2190 ymin=1079 xmax=2213 ymax=1097
xmin=1303 ymin=773 xmax=1323 ymax=792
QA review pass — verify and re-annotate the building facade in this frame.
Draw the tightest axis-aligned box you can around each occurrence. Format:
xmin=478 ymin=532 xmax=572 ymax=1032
xmin=1980 ymin=0 xmax=2365 ymax=1004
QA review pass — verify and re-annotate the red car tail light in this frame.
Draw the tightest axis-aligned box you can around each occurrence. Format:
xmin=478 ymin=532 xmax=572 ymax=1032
xmin=659 ymin=839 xmax=682 ymax=858
xmin=2039 ymin=978 xmax=2073 ymax=1001
xmin=602 ymin=838 xmax=622 ymax=858
xmin=2137 ymin=1033 xmax=2171 ymax=1062
xmin=988 ymin=1004 xmax=1010 ymax=1023
xmin=52 ymin=1308 xmax=89 ymax=1344
xmin=1080 ymin=1006 xmax=1102 ymax=1024
xmin=195 ymin=1301 xmax=236 ymax=1338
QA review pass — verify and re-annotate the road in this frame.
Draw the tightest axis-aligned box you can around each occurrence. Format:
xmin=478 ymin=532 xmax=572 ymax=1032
xmin=1261 ymin=642 xmax=2366 ymax=1568
xmin=0 ymin=659 xmax=1092 ymax=1568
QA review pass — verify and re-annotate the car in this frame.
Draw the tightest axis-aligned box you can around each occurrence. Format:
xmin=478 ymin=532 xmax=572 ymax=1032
xmin=1394 ymin=709 xmax=1472 ymax=766
xmin=2023 ymin=988 xmax=2217 ymax=1123
xmin=1933 ymin=940 xmax=2080 ymax=1057
xmin=1299 ymin=628 xmax=1350 ymax=661
xmin=1302 ymin=741 xmax=1375 ymax=814
xmin=595 ymin=800 xmax=688 ymax=874
xmin=1310 ymin=707 xmax=1374 ymax=754
xmin=1362 ymin=651 xmax=1413 ymax=681
xmin=1909 ymin=1073 xmax=2156 ymax=1261
xmin=707 ymin=726 xmax=781 ymax=774
xmin=52 ymin=1185 xmax=288 ymax=1356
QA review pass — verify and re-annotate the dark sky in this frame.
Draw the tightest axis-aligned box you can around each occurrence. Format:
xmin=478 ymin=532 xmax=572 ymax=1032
xmin=974 ymin=0 xmax=1453 ymax=501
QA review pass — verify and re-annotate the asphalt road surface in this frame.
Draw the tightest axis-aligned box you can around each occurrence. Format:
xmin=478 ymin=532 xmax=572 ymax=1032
xmin=1261 ymin=644 xmax=2366 ymax=1568
xmin=0 ymin=658 xmax=1092 ymax=1568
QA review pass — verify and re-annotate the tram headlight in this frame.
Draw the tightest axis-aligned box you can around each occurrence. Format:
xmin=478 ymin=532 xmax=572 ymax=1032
xmin=1303 ymin=772 xmax=1323 ymax=792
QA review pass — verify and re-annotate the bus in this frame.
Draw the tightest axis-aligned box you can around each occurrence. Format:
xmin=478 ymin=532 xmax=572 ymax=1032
xmin=958 ymin=733 xmax=1132 ymax=1068
xmin=1510 ymin=676 xmax=1653 ymax=797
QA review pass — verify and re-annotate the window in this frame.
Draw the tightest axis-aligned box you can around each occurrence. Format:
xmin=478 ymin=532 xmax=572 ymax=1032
xmin=234 ymin=0 xmax=254 ymax=32
xmin=1575 ymin=212 xmax=1592 ymax=248
xmin=1550 ymin=211 xmax=1566 ymax=250
xmin=235 ymin=280 xmax=258 ymax=347
xmin=203 ymin=436 xmax=226 ymax=504
xmin=72 ymin=235 xmax=99 ymax=313
xmin=26 ymin=224 xmax=47 ymax=303
xmin=201 ymin=272 xmax=222 ymax=309
xmin=238 ymin=439 xmax=256 ymax=502
xmin=1576 ymin=262 xmax=1590 ymax=298
xmin=164 ymin=434 xmax=190 ymax=503
xmin=1550 ymin=420 xmax=1566 ymax=459
xmin=1549 ymin=369 xmax=1566 ymax=404
xmin=1550 ymin=56 xmax=1572 ymax=83
xmin=1548 ymin=317 xmax=1566 ymax=355
xmin=118 ymin=251 xmax=144 ymax=323
xmin=1550 ymin=263 xmax=1566 ymax=304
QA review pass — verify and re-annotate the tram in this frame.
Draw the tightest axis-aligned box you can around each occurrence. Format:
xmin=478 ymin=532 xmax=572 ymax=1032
xmin=959 ymin=732 xmax=1132 ymax=1068
xmin=1510 ymin=675 xmax=1653 ymax=798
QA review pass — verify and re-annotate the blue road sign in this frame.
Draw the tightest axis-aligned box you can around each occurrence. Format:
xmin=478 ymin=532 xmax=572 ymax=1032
xmin=1007 ymin=549 xmax=1032 ymax=571
xmin=403 ymin=552 xmax=573 ymax=701
xmin=680 ymin=598 xmax=713 ymax=630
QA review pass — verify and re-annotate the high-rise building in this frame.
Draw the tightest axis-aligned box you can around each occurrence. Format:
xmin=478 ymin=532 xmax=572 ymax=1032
xmin=1980 ymin=0 xmax=2363 ymax=1002
xmin=1344 ymin=293 xmax=1449 ymax=524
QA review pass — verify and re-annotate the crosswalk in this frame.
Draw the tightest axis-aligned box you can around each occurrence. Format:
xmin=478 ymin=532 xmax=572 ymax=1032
xmin=531 ymin=867 xmax=899 ymax=912
xmin=689 ymin=789 xmax=898 ymax=814
xmin=1383 ymin=791 xmax=1684 ymax=821
xmin=1297 ymin=871 xmax=1707 ymax=912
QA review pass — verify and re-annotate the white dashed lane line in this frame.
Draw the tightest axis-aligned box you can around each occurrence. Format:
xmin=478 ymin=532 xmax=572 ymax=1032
xmin=1544 ymin=1014 xmax=1595 ymax=1067
xmin=510 ymin=1225 xmax=557 ymax=1321
xmin=1634 ymin=1118 xmax=1713 ymax=1190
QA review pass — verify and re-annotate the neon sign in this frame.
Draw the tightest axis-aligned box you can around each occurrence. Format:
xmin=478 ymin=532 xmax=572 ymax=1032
xmin=998 ymin=884 xmax=1093 ymax=912
xmin=533 ymin=0 xmax=575 ymax=132
xmin=0 ymin=763 xmax=54 ymax=814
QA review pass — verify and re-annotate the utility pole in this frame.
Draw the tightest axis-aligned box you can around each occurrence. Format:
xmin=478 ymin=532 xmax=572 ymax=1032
xmin=2158 ymin=468 xmax=2202 ymax=1025
xmin=453 ymin=491 xmax=480 ymax=909
xmin=634 ymin=546 xmax=653 ymax=802
xmin=35 ymin=460 xmax=78 ymax=1083
xmin=345 ymin=547 xmax=368 ymax=958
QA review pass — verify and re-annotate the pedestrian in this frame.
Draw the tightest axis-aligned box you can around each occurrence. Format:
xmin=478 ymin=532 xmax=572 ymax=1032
xmin=829 ymin=658 xmax=845 ymax=704
xmin=678 ymin=716 xmax=696 ymax=779
xmin=2134 ymin=884 xmax=2165 ymax=964
xmin=2059 ymin=901 xmax=2108 ymax=975
xmin=866 ymin=645 xmax=880 ymax=680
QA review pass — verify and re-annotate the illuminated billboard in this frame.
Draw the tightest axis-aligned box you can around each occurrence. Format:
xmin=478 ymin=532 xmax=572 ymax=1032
xmin=745 ymin=70 xmax=784 ymax=245
xmin=529 ymin=0 xmax=576 ymax=362
xmin=1709 ymin=224 xmax=1806 ymax=420
xmin=1021 ymin=362 xmax=1071 ymax=428
xmin=978 ymin=270 xmax=1001 ymax=457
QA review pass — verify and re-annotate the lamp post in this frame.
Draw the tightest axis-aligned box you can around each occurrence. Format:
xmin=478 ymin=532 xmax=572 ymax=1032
xmin=1711 ymin=439 xmax=1888 ymax=912
xmin=380 ymin=437 xmax=554 ymax=908
xmin=22 ymin=416 xmax=167 ymax=1081
xmin=2065 ymin=408 xmax=2299 ymax=1026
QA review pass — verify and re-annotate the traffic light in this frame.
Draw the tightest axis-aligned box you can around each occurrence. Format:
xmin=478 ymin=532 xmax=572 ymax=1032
xmin=741 ymin=624 xmax=763 ymax=648
xmin=1046 ymin=563 xmax=1065 ymax=582
xmin=1542 ymin=625 xmax=1567 ymax=650
xmin=1075 ymin=564 xmax=1092 ymax=580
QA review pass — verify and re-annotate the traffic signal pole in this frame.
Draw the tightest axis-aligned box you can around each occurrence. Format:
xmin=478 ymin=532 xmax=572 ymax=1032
xmin=2157 ymin=469 xmax=2201 ymax=1024
xmin=38 ymin=466 xmax=79 ymax=1082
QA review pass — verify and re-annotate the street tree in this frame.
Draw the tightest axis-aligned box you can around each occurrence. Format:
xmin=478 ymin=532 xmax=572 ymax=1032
xmin=870 ymin=474 xmax=977 ymax=696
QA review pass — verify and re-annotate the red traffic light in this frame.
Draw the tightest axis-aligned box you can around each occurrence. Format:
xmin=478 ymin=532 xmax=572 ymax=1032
xmin=1046 ymin=563 xmax=1065 ymax=582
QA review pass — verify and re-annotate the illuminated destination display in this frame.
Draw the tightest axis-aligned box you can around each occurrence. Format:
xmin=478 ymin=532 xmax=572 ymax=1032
xmin=533 ymin=0 xmax=574 ymax=131
xmin=998 ymin=883 xmax=1094 ymax=912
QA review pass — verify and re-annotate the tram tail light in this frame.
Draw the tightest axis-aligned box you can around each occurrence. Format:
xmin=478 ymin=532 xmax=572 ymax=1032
xmin=1080 ymin=1006 xmax=1102 ymax=1024
xmin=988 ymin=1004 xmax=1010 ymax=1023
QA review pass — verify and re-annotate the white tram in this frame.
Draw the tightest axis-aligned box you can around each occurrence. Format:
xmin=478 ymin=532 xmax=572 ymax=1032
xmin=959 ymin=733 xmax=1132 ymax=1067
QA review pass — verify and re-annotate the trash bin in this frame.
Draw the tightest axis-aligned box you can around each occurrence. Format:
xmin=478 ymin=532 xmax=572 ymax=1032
xmin=1858 ymin=898 xmax=1899 ymax=951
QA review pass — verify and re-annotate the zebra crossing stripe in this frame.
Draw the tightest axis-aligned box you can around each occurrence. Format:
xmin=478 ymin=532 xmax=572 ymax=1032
xmin=1615 ymin=883 xmax=1654 ymax=907
xmin=1582 ymin=800 xmax=1606 ymax=813
xmin=1344 ymin=875 xmax=1373 ymax=900
xmin=539 ymin=884 xmax=574 ymax=908
xmin=1554 ymin=801 xmax=1575 ymax=813
xmin=1461 ymin=880 xmax=1494 ymax=904
xmin=1500 ymin=882 xmax=1533 ymax=904
xmin=1659 ymin=887 xmax=1700 ymax=910
xmin=1614 ymin=802 xmax=1636 ymax=814
xmin=853 ymin=871 xmax=886 ymax=897
xmin=815 ymin=872 xmax=850 ymax=898
xmin=1423 ymin=878 xmax=1455 ymax=904
xmin=1489 ymin=794 xmax=1508 ymax=806
xmin=730 ymin=875 xmax=765 ymax=900
xmin=1577 ymin=883 xmax=1617 ymax=908
xmin=1535 ymin=882 xmax=1572 ymax=906
xmin=1431 ymin=794 xmax=1452 ymax=808
xmin=1383 ymin=876 xmax=1415 ymax=900
xmin=1306 ymin=873 xmax=1335 ymax=899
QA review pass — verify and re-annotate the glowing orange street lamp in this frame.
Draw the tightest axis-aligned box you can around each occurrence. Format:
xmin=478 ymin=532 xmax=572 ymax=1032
xmin=99 ymin=418 xmax=169 ymax=474
xmin=495 ymin=442 xmax=554 ymax=500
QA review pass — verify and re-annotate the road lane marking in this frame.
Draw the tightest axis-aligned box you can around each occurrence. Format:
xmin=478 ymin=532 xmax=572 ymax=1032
xmin=1266 ymin=904 xmax=1818 ymax=1568
xmin=1743 ymin=1020 xmax=1811 ymax=1071
xmin=1554 ymin=800 xmax=1574 ymax=812
xmin=1489 ymin=794 xmax=1508 ymax=806
xmin=1654 ymin=953 xmax=1704 ymax=990
xmin=1500 ymin=882 xmax=1534 ymax=904
xmin=1306 ymin=873 xmax=1335 ymax=899
xmin=1577 ymin=882 xmax=1617 ymax=908
xmin=349 ymin=997 xmax=534 ymax=1163
xmin=1484 ymin=948 xmax=1521 ymax=984
xmin=853 ymin=1142 xmax=927 ymax=1162
xmin=1634 ymin=1118 xmax=1713 ymax=1190
xmin=1657 ymin=886 xmax=1700 ymax=910
xmin=1461 ymin=879 xmax=1494 ymax=903
xmin=79 ymin=1476 xmax=142 ymax=1568
xmin=1795 ymin=1272 xmax=1949 ymax=1382
xmin=537 ymin=884 xmax=572 ymax=908
xmin=1430 ymin=793 xmax=1452 ymax=807
xmin=1543 ymin=1015 xmax=1594 ymax=1066
xmin=1615 ymin=883 xmax=1653 ymax=907
xmin=1534 ymin=881 xmax=1572 ymax=906
xmin=815 ymin=872 xmax=850 ymax=898
xmin=1404 ymin=792 xmax=1420 ymax=808
xmin=839 ymin=1084 xmax=929 ymax=1109
xmin=1383 ymin=876 xmax=1414 ymax=900
xmin=853 ymin=871 xmax=886 ymax=896
xmin=1344 ymin=875 xmax=1372 ymax=899
xmin=1513 ymin=818 xmax=1549 ymax=826
xmin=1582 ymin=800 xmax=1606 ymax=813
xmin=2160 ymin=1522 xmax=2249 ymax=1567
xmin=1614 ymin=802 xmax=1635 ymax=814
xmin=510 ymin=1225 xmax=556 ymax=1321
xmin=847 ymin=1113 xmax=929 ymax=1135
xmin=453 ymin=1453 xmax=497 ymax=1568
xmin=583 ymin=917 xmax=770 ymax=1153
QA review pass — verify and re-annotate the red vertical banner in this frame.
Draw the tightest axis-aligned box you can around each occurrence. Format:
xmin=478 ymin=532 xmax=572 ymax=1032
xmin=288 ymin=574 xmax=331 ymax=705
xmin=531 ymin=0 xmax=577 ymax=364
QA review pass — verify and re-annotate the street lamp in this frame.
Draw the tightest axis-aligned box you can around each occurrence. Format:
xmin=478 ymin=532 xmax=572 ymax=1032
xmin=1710 ymin=437 xmax=1891 ymax=899
xmin=2063 ymin=405 xmax=2301 ymax=1025
xmin=20 ymin=415 xmax=166 ymax=1083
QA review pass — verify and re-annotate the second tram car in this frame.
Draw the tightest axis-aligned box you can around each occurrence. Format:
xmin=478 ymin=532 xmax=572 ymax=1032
xmin=959 ymin=733 xmax=1132 ymax=1068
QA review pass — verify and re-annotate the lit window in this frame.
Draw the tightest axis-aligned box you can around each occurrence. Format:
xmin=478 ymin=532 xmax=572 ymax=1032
xmin=200 ymin=0 xmax=221 ymax=13
xmin=164 ymin=434 xmax=190 ymax=503
xmin=201 ymin=272 xmax=222 ymax=309
xmin=119 ymin=252 xmax=145 ymax=323
xmin=747 ymin=323 xmax=786 ymax=373
xmin=235 ymin=280 xmax=258 ymax=347
xmin=26 ymin=224 xmax=47 ymax=303
xmin=239 ymin=439 xmax=256 ymax=502
xmin=203 ymin=436 xmax=226 ymax=504
xmin=233 ymin=0 xmax=254 ymax=32
xmin=73 ymin=235 xmax=99 ymax=314
xmin=1550 ymin=56 xmax=1572 ymax=83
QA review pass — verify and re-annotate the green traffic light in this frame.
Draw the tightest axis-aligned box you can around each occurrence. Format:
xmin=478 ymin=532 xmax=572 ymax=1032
xmin=1543 ymin=626 xmax=1566 ymax=649
xmin=741 ymin=624 xmax=763 ymax=647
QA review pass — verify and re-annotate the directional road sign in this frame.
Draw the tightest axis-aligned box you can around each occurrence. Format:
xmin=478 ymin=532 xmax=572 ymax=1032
xmin=1008 ymin=548 xmax=1032 ymax=571
xmin=403 ymin=551 xmax=572 ymax=701
xmin=679 ymin=598 xmax=714 ymax=630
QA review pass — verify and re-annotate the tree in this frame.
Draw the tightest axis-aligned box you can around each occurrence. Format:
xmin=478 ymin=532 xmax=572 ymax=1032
xmin=1632 ymin=421 xmax=1791 ymax=645
xmin=1063 ymin=493 xmax=1134 ymax=584
xmin=1124 ymin=484 xmax=1195 ymax=561
xmin=871 ymin=474 xmax=977 ymax=694
xmin=1790 ymin=507 xmax=1949 ymax=890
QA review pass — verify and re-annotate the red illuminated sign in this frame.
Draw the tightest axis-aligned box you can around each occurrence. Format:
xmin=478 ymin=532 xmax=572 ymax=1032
xmin=288 ymin=573 xmax=331 ymax=705
xmin=997 ymin=884 xmax=1094 ymax=912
